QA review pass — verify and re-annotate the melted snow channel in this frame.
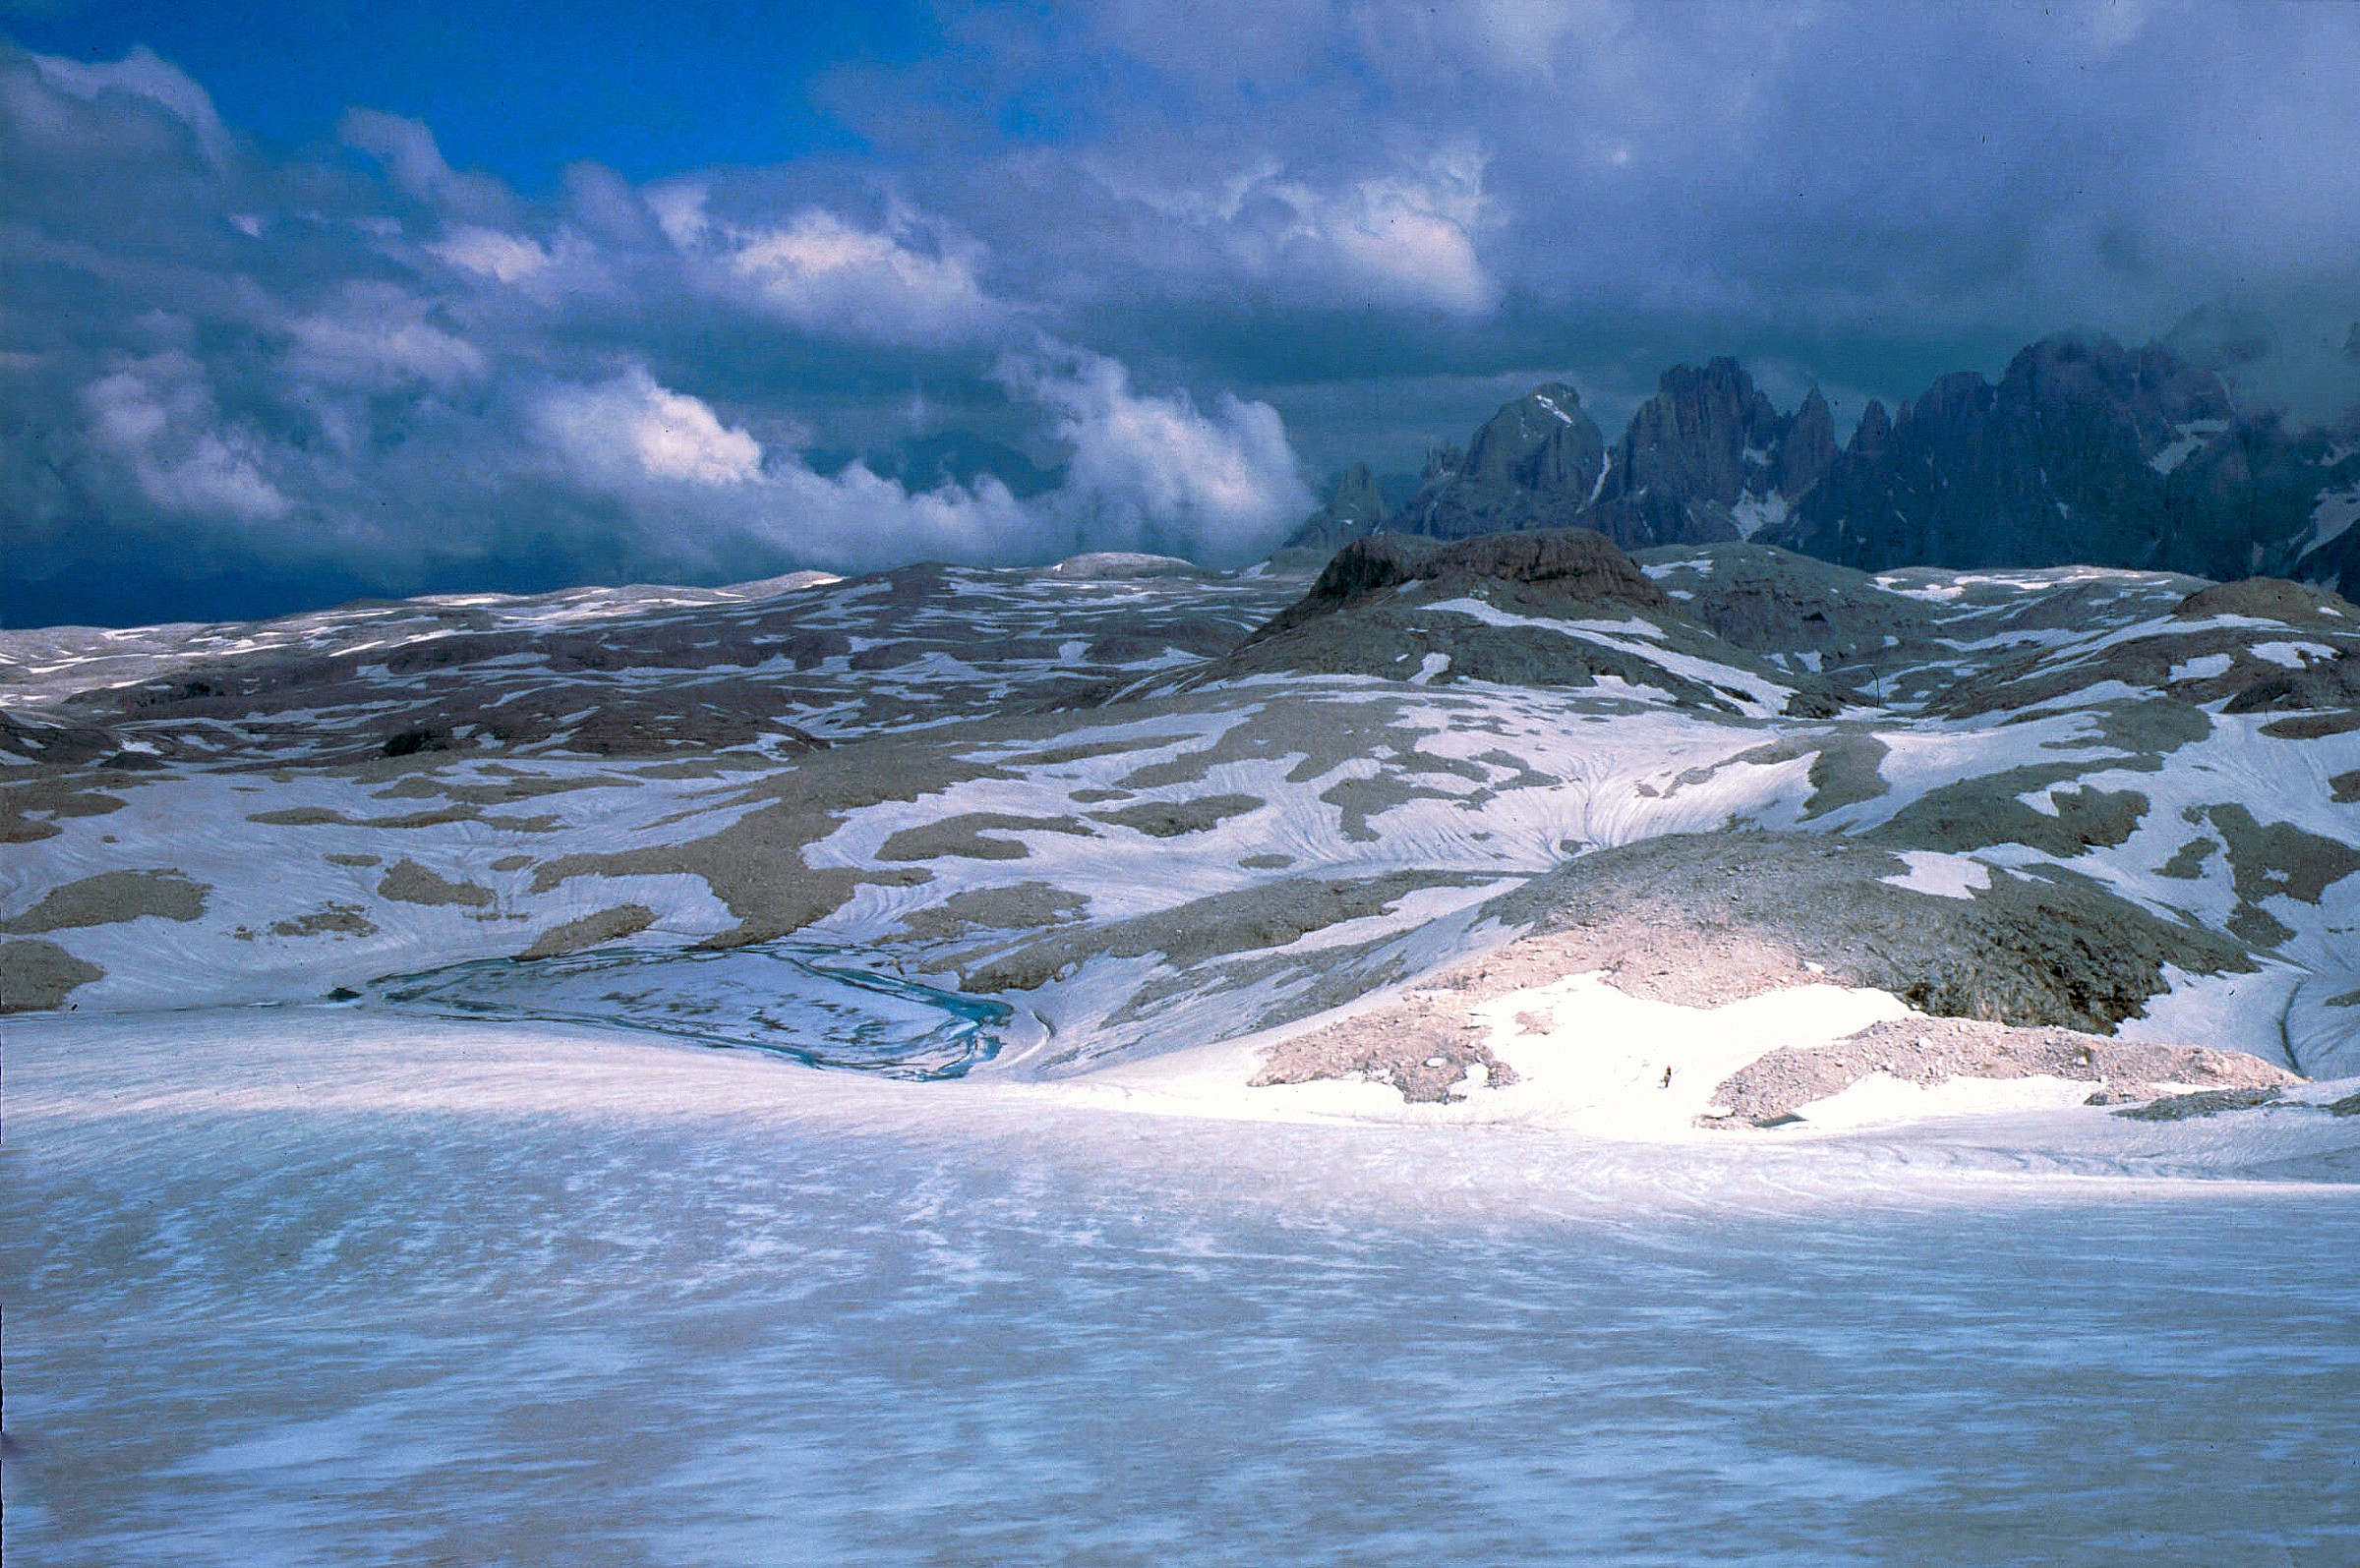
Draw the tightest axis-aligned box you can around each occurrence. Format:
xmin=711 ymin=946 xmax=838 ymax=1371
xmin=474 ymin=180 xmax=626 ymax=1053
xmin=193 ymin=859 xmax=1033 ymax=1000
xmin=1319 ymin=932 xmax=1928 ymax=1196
xmin=376 ymin=944 xmax=1015 ymax=1078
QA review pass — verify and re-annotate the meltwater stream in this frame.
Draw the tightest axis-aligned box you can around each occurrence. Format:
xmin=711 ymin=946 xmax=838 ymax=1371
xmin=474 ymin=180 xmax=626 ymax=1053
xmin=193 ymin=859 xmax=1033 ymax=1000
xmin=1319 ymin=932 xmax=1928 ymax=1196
xmin=5 ymin=1012 xmax=2357 ymax=1566
xmin=374 ymin=943 xmax=1012 ymax=1077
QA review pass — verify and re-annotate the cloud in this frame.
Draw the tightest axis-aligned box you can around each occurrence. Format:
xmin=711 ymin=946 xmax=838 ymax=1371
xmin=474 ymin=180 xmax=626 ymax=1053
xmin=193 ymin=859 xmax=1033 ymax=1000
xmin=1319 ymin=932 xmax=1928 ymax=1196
xmin=655 ymin=182 xmax=1004 ymax=345
xmin=1090 ymin=146 xmax=1499 ymax=315
xmin=80 ymin=350 xmax=290 ymax=522
xmin=534 ymin=366 xmax=764 ymax=487
xmin=529 ymin=354 xmax=1309 ymax=572
xmin=427 ymin=225 xmax=555 ymax=284
xmin=1009 ymin=344 xmax=1314 ymax=562
xmin=10 ymin=10 xmax=2360 ymax=625
xmin=1295 ymin=150 xmax=1498 ymax=315
xmin=338 ymin=107 xmax=515 ymax=223
xmin=518 ymin=363 xmax=1039 ymax=572
xmin=287 ymin=282 xmax=488 ymax=390
xmin=29 ymin=43 xmax=229 ymax=164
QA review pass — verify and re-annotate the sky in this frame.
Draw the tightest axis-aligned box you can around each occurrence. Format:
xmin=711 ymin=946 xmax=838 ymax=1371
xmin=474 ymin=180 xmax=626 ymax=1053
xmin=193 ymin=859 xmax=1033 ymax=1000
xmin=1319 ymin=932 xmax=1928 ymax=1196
xmin=4 ymin=0 xmax=2358 ymax=626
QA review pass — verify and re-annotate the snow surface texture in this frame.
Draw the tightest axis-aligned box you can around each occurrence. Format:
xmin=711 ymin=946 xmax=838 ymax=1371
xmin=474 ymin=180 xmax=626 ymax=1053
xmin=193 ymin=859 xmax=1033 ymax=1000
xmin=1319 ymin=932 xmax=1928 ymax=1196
xmin=6 ymin=540 xmax=2360 ymax=1114
xmin=6 ymin=1012 xmax=2360 ymax=1564
xmin=10 ymin=542 xmax=2360 ymax=1561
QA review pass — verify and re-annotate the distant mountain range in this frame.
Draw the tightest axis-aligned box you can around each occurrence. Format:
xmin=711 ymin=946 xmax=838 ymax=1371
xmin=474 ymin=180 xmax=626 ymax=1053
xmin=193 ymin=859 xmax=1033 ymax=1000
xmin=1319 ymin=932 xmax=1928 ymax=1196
xmin=1289 ymin=334 xmax=2360 ymax=596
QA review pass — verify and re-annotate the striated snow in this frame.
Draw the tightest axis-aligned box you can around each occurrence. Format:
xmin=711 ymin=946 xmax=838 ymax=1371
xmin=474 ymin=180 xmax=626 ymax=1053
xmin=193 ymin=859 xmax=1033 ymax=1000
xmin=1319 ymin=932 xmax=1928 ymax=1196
xmin=8 ymin=1010 xmax=2359 ymax=1562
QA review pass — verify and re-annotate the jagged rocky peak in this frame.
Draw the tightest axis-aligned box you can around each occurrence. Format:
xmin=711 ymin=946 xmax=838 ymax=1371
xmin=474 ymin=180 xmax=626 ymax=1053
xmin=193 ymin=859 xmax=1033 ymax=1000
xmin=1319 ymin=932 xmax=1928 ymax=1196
xmin=1457 ymin=382 xmax=1606 ymax=498
xmin=1778 ymin=386 xmax=1839 ymax=497
xmin=1765 ymin=330 xmax=2346 ymax=583
xmin=1604 ymin=357 xmax=1785 ymax=509
xmin=1578 ymin=358 xmax=1834 ymax=550
xmin=1387 ymin=388 xmax=1605 ymax=541
xmin=2001 ymin=332 xmax=2234 ymax=459
xmin=1327 ymin=464 xmax=1387 ymax=527
xmin=1377 ymin=363 xmax=1838 ymax=553
xmin=1847 ymin=397 xmax=1894 ymax=459
xmin=1282 ymin=462 xmax=1392 ymax=552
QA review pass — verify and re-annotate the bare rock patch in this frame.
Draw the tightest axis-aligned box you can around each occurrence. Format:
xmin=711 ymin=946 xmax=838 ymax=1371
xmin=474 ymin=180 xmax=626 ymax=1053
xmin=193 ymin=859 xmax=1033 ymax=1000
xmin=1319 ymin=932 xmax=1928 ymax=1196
xmin=379 ymin=860 xmax=496 ymax=908
xmin=896 ymin=882 xmax=1088 ymax=944
xmin=1 ymin=782 xmax=128 ymax=845
xmin=875 ymin=813 xmax=1093 ymax=862
xmin=1254 ymin=999 xmax=1516 ymax=1105
xmin=2114 ymin=1086 xmax=2287 ymax=1122
xmin=0 ymin=939 xmax=105 ymax=1012
xmin=1706 ymin=1016 xmax=2294 ymax=1127
xmin=1090 ymin=793 xmax=1264 ymax=838
xmin=521 ymin=903 xmax=656 ymax=958
xmin=3 ymin=869 xmax=208 ymax=933
xmin=270 ymin=904 xmax=379 ymax=939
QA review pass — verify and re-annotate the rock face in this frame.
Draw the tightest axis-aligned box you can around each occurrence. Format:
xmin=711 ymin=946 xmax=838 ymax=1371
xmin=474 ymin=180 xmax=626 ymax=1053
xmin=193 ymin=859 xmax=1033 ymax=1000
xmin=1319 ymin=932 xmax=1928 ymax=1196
xmin=1767 ymin=333 xmax=2360 ymax=586
xmin=1287 ymin=465 xmax=1391 ymax=552
xmin=1283 ymin=332 xmax=2360 ymax=599
xmin=1198 ymin=530 xmax=1844 ymax=715
xmin=1258 ymin=528 xmax=1668 ymax=642
xmin=1584 ymin=360 xmax=1828 ymax=550
xmin=1381 ymin=384 xmax=1608 ymax=541
xmin=1294 ymin=364 xmax=1843 ymax=554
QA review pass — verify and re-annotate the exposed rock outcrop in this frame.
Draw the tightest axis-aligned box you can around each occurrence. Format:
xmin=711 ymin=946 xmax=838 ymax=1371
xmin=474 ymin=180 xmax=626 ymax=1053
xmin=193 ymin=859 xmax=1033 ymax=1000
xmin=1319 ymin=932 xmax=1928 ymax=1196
xmin=1186 ymin=531 xmax=1835 ymax=714
xmin=1584 ymin=358 xmax=1818 ymax=549
xmin=1285 ymin=465 xmax=1391 ymax=552
xmin=1379 ymin=384 xmax=1607 ymax=541
xmin=1768 ymin=333 xmax=2359 ymax=583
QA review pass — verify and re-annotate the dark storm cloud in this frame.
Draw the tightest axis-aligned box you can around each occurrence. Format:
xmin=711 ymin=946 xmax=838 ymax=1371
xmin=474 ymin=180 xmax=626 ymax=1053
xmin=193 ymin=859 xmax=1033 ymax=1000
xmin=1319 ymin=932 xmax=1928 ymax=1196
xmin=4 ymin=2 xmax=2357 ymax=625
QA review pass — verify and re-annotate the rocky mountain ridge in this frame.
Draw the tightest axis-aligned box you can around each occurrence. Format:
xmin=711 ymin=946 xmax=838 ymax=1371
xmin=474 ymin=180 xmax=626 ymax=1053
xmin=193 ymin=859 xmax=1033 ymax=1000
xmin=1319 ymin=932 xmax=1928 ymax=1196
xmin=1291 ymin=333 xmax=2360 ymax=599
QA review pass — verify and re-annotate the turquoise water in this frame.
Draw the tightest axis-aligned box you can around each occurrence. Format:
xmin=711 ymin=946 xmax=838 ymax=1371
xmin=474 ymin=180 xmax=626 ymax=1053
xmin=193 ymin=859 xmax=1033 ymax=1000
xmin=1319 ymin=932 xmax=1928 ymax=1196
xmin=375 ymin=943 xmax=1011 ymax=1077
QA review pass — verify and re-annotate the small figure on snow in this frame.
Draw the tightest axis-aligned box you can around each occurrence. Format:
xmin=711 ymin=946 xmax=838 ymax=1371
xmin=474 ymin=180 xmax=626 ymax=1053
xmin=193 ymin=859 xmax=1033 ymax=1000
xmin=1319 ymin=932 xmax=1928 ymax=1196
xmin=1660 ymin=1066 xmax=1674 ymax=1089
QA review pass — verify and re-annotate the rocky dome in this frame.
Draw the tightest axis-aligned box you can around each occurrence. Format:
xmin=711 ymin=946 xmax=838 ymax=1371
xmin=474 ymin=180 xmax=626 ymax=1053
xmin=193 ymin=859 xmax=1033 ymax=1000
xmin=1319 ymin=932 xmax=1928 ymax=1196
xmin=2174 ymin=577 xmax=2357 ymax=626
xmin=1268 ymin=528 xmax=1668 ymax=637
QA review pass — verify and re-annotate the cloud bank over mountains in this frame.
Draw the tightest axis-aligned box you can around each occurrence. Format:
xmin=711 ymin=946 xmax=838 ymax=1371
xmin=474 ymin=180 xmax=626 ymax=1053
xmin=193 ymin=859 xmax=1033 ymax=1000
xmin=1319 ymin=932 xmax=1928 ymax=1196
xmin=4 ymin=2 xmax=2358 ymax=624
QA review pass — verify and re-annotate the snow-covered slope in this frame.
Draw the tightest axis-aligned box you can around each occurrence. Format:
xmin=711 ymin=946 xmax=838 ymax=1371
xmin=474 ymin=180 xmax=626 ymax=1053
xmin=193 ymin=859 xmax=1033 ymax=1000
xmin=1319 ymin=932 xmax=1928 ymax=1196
xmin=7 ymin=538 xmax=2358 ymax=1136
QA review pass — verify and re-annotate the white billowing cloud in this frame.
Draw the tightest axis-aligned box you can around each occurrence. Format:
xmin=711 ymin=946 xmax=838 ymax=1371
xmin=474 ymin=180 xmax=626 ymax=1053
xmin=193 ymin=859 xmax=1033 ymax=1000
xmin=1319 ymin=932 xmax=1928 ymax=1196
xmin=338 ymin=108 xmax=514 ymax=222
xmin=1011 ymin=346 xmax=1315 ymax=562
xmin=287 ymin=282 xmax=488 ymax=389
xmin=535 ymin=367 xmax=765 ymax=487
xmin=428 ymin=225 xmax=555 ymax=283
xmin=654 ymin=183 xmax=1003 ymax=345
xmin=30 ymin=45 xmax=231 ymax=165
xmin=742 ymin=461 xmax=1040 ymax=572
xmin=1306 ymin=148 xmax=1499 ymax=315
xmin=81 ymin=352 xmax=290 ymax=522
xmin=1097 ymin=147 xmax=1500 ymax=315
xmin=530 ymin=354 xmax=1310 ymax=572
xmin=527 ymin=365 xmax=1039 ymax=570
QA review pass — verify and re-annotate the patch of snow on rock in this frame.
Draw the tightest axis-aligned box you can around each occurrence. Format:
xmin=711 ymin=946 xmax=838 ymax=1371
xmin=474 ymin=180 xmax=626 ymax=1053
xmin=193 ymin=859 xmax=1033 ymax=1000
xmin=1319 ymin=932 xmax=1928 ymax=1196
xmin=2249 ymin=640 xmax=2339 ymax=669
xmin=2168 ymin=652 xmax=2234 ymax=683
xmin=1878 ymin=850 xmax=1992 ymax=900
xmin=1729 ymin=492 xmax=1789 ymax=540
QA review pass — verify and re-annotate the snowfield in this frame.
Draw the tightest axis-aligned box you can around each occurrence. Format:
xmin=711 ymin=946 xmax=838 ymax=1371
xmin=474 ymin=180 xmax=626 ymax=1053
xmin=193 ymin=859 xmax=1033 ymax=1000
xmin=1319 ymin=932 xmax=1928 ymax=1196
xmin=8 ymin=537 xmax=2360 ymax=1560
xmin=8 ymin=540 xmax=2360 ymax=1103
xmin=4 ymin=1009 xmax=2357 ymax=1563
